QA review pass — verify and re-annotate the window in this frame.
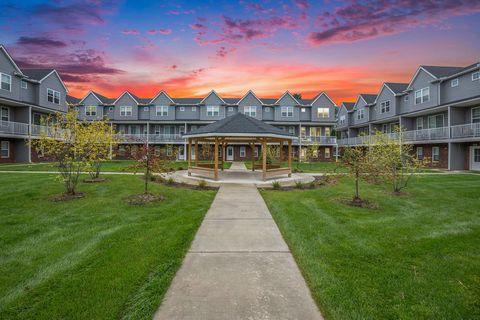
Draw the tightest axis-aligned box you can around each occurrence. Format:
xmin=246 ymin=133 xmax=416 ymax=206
xmin=416 ymin=117 xmax=424 ymax=130
xmin=416 ymin=147 xmax=424 ymax=160
xmin=317 ymin=108 xmax=329 ymax=118
xmin=380 ymin=101 xmax=390 ymax=113
xmin=472 ymin=107 xmax=480 ymax=123
xmin=109 ymin=107 xmax=113 ymax=111
xmin=228 ymin=107 xmax=234 ymax=112
xmin=207 ymin=106 xmax=219 ymax=116
xmin=357 ymin=109 xmax=365 ymax=120
xmin=192 ymin=106 xmax=196 ymax=111
xmin=156 ymin=106 xmax=168 ymax=116
xmin=143 ymin=106 xmax=149 ymax=112
xmin=166 ymin=145 xmax=173 ymax=156
xmin=265 ymin=107 xmax=270 ymax=112
xmin=415 ymin=87 xmax=430 ymax=104
xmin=325 ymin=127 xmax=331 ymax=136
xmin=47 ymin=88 xmax=60 ymax=104
xmin=428 ymin=114 xmax=444 ymax=128
xmin=325 ymin=147 xmax=331 ymax=159
xmin=118 ymin=145 xmax=126 ymax=156
xmin=472 ymin=72 xmax=479 ymax=81
xmin=339 ymin=115 xmax=346 ymax=125
xmin=288 ymin=126 xmax=295 ymax=134
xmin=1 ymin=141 xmax=9 ymax=158
xmin=1 ymin=106 xmax=9 ymax=122
xmin=179 ymin=107 xmax=185 ymax=111
xmin=301 ymin=107 xmax=306 ymax=113
xmin=451 ymin=78 xmax=459 ymax=87
xmin=85 ymin=106 xmax=97 ymax=116
xmin=404 ymin=95 xmax=409 ymax=102
xmin=432 ymin=146 xmax=440 ymax=162
xmin=21 ymin=80 xmax=28 ymax=89
xmin=1 ymin=73 xmax=11 ymax=91
xmin=281 ymin=106 xmax=293 ymax=117
xmin=240 ymin=146 xmax=246 ymax=157
xmin=382 ymin=124 xmax=388 ymax=133
xmin=244 ymin=106 xmax=256 ymax=117
xmin=120 ymin=106 xmax=133 ymax=116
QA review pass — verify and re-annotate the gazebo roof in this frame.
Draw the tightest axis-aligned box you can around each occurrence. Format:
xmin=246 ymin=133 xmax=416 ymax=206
xmin=183 ymin=113 xmax=295 ymax=139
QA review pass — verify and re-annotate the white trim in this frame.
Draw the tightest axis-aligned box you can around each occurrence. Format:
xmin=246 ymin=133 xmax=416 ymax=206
xmin=85 ymin=105 xmax=97 ymax=117
xmin=381 ymin=83 xmax=398 ymax=97
xmin=206 ymin=105 xmax=220 ymax=116
xmin=472 ymin=71 xmax=480 ymax=81
xmin=432 ymin=146 xmax=440 ymax=162
xmin=21 ymin=80 xmax=28 ymax=89
xmin=274 ymin=91 xmax=300 ymax=105
xmin=407 ymin=66 xmax=438 ymax=90
xmin=47 ymin=88 xmax=61 ymax=104
xmin=155 ymin=105 xmax=168 ymax=116
xmin=281 ymin=106 xmax=294 ymax=117
xmin=0 ymin=140 xmax=10 ymax=158
xmin=0 ymin=72 xmax=12 ymax=92
xmin=113 ymin=91 xmax=139 ymax=105
xmin=200 ymin=90 xmax=226 ymax=104
xmin=237 ymin=90 xmax=263 ymax=105
xmin=239 ymin=146 xmax=246 ymax=158
xmin=78 ymin=90 xmax=104 ymax=105
xmin=472 ymin=107 xmax=480 ymax=123
xmin=354 ymin=95 xmax=368 ymax=109
xmin=120 ymin=106 xmax=133 ymax=116
xmin=150 ymin=90 xmax=175 ymax=104
xmin=414 ymin=87 xmax=430 ymax=105
xmin=39 ymin=70 xmax=69 ymax=93
xmin=310 ymin=92 xmax=336 ymax=106
xmin=380 ymin=100 xmax=391 ymax=113
xmin=0 ymin=106 xmax=10 ymax=121
xmin=183 ymin=132 xmax=294 ymax=139
xmin=451 ymin=78 xmax=459 ymax=87
xmin=0 ymin=46 xmax=24 ymax=74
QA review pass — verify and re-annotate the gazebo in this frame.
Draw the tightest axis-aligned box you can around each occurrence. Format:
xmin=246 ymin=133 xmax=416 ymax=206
xmin=183 ymin=113 xmax=295 ymax=181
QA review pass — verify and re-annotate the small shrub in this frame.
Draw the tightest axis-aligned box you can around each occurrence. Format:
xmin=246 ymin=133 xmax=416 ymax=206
xmin=166 ymin=177 xmax=175 ymax=185
xmin=177 ymin=166 xmax=184 ymax=171
xmin=272 ymin=181 xmax=281 ymax=190
xmin=308 ymin=181 xmax=316 ymax=189
xmin=198 ymin=179 xmax=207 ymax=189
xmin=295 ymin=181 xmax=304 ymax=189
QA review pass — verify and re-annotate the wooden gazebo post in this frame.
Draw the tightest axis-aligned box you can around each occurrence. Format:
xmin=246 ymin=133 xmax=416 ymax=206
xmin=250 ymin=143 xmax=255 ymax=171
xmin=194 ymin=140 xmax=198 ymax=167
xmin=288 ymin=139 xmax=292 ymax=177
xmin=279 ymin=141 xmax=283 ymax=162
xmin=221 ymin=141 xmax=225 ymax=171
xmin=214 ymin=137 xmax=219 ymax=180
xmin=262 ymin=138 xmax=267 ymax=181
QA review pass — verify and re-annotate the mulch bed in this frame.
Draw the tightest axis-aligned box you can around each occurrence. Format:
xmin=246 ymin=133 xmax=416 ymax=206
xmin=261 ymin=176 xmax=337 ymax=191
xmin=341 ymin=197 xmax=378 ymax=209
xmin=51 ymin=192 xmax=86 ymax=202
xmin=160 ymin=180 xmax=218 ymax=191
xmin=126 ymin=193 xmax=165 ymax=205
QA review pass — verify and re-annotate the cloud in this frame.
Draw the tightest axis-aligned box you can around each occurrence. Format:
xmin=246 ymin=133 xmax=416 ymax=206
xmin=122 ymin=29 xmax=140 ymax=35
xmin=307 ymin=0 xmax=480 ymax=46
xmin=17 ymin=36 xmax=67 ymax=48
xmin=147 ymin=28 xmax=172 ymax=35
xmin=293 ymin=0 xmax=309 ymax=11
xmin=216 ymin=47 xmax=237 ymax=58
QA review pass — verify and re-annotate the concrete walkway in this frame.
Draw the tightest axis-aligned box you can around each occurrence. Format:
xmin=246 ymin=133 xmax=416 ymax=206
xmin=154 ymin=183 xmax=323 ymax=320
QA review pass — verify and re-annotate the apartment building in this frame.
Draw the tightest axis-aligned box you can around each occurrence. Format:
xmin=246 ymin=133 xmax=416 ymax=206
xmin=337 ymin=63 xmax=480 ymax=170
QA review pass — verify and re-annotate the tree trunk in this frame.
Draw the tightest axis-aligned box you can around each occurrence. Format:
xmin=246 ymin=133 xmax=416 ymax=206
xmin=354 ymin=170 xmax=360 ymax=200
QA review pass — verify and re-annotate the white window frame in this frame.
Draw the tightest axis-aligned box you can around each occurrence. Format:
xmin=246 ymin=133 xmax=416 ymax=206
xmin=451 ymin=78 xmax=459 ymax=87
xmin=192 ymin=106 xmax=197 ymax=111
xmin=428 ymin=114 xmax=444 ymax=129
xmin=324 ymin=147 xmax=331 ymax=158
xmin=325 ymin=127 xmax=331 ymax=136
xmin=339 ymin=115 xmax=346 ymax=125
xmin=415 ymin=87 xmax=430 ymax=104
xmin=0 ymin=73 xmax=12 ymax=92
xmin=416 ymin=117 xmax=424 ymax=130
xmin=1 ymin=141 xmax=9 ymax=158
xmin=120 ymin=106 xmax=133 ymax=116
xmin=301 ymin=107 xmax=306 ymax=113
xmin=156 ymin=106 xmax=168 ymax=116
xmin=244 ymin=106 xmax=256 ymax=117
xmin=21 ymin=80 xmax=28 ymax=89
xmin=472 ymin=72 xmax=479 ymax=81
xmin=143 ymin=106 xmax=149 ymax=112
xmin=380 ymin=101 xmax=390 ymax=113
xmin=47 ymin=88 xmax=60 ymax=104
xmin=228 ymin=106 xmax=234 ymax=112
xmin=357 ymin=109 xmax=364 ymax=120
xmin=85 ymin=105 xmax=97 ymax=116
xmin=1 ymin=106 xmax=10 ymax=122
xmin=265 ymin=107 xmax=270 ymax=113
xmin=471 ymin=107 xmax=480 ymax=124
xmin=281 ymin=106 xmax=293 ymax=117
xmin=207 ymin=106 xmax=219 ymax=117
xmin=179 ymin=107 xmax=185 ymax=111
xmin=432 ymin=146 xmax=440 ymax=162
xmin=317 ymin=107 xmax=329 ymax=118
xmin=416 ymin=147 xmax=424 ymax=160
xmin=239 ymin=146 xmax=246 ymax=158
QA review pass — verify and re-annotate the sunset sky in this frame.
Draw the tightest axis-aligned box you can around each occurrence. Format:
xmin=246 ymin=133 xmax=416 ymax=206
xmin=1 ymin=0 xmax=479 ymax=103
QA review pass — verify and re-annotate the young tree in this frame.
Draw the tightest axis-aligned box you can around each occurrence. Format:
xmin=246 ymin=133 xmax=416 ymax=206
xmin=368 ymin=129 xmax=425 ymax=193
xmin=305 ymin=142 xmax=319 ymax=170
xmin=341 ymin=146 xmax=374 ymax=202
xmin=31 ymin=110 xmax=89 ymax=195
xmin=79 ymin=120 xmax=118 ymax=181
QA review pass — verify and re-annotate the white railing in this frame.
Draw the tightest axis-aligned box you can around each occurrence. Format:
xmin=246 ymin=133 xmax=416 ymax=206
xmin=31 ymin=124 xmax=69 ymax=137
xmin=402 ymin=127 xmax=449 ymax=142
xmin=116 ymin=134 xmax=149 ymax=143
xmin=300 ymin=136 xmax=337 ymax=144
xmin=451 ymin=123 xmax=480 ymax=139
xmin=0 ymin=120 xmax=29 ymax=136
xmin=148 ymin=134 xmax=184 ymax=143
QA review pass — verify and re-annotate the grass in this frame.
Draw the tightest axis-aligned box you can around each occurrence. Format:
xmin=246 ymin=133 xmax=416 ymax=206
xmin=243 ymin=160 xmax=343 ymax=172
xmin=0 ymin=160 xmax=232 ymax=172
xmin=261 ymin=174 xmax=480 ymax=319
xmin=0 ymin=173 xmax=216 ymax=319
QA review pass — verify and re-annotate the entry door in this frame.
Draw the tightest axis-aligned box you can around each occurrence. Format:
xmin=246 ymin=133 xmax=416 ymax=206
xmin=226 ymin=146 xmax=234 ymax=161
xmin=178 ymin=146 xmax=185 ymax=160
xmin=471 ymin=146 xmax=480 ymax=171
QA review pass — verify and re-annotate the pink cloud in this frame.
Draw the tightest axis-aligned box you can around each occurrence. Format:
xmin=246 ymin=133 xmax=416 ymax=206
xmin=122 ymin=29 xmax=140 ymax=35
xmin=147 ymin=28 xmax=172 ymax=35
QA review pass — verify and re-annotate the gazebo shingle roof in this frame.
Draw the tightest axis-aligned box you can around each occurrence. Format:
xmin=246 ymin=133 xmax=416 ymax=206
xmin=183 ymin=113 xmax=295 ymax=138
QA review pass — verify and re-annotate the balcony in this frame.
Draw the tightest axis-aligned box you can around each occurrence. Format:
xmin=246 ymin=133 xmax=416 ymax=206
xmin=148 ymin=134 xmax=185 ymax=143
xmin=0 ymin=121 xmax=29 ymax=136
xmin=299 ymin=136 xmax=337 ymax=145
xmin=402 ymin=127 xmax=449 ymax=142
xmin=451 ymin=123 xmax=480 ymax=139
xmin=116 ymin=133 xmax=185 ymax=143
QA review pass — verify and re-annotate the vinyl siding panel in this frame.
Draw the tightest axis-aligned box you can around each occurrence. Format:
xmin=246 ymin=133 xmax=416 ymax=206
xmin=38 ymin=73 xmax=67 ymax=112
xmin=0 ymin=50 xmax=21 ymax=102
xmin=441 ymin=70 xmax=480 ymax=104
xmin=311 ymin=94 xmax=336 ymax=122
xmin=176 ymin=106 xmax=200 ymax=120
xmin=401 ymin=69 xmax=439 ymax=114
xmin=113 ymin=94 xmax=138 ymax=120
xmin=371 ymin=87 xmax=396 ymax=121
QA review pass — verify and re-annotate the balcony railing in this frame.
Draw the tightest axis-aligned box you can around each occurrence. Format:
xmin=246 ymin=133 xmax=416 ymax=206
xmin=299 ymin=136 xmax=337 ymax=145
xmin=31 ymin=124 xmax=69 ymax=137
xmin=451 ymin=123 xmax=480 ymax=139
xmin=0 ymin=121 xmax=29 ymax=136
xmin=116 ymin=134 xmax=149 ymax=143
xmin=402 ymin=127 xmax=449 ymax=142
xmin=148 ymin=134 xmax=185 ymax=143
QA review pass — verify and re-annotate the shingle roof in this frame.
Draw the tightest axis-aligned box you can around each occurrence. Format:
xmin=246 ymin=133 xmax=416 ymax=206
xmin=173 ymin=98 xmax=203 ymax=104
xmin=422 ymin=66 xmax=464 ymax=78
xmin=22 ymin=68 xmax=54 ymax=81
xmin=342 ymin=102 xmax=355 ymax=111
xmin=260 ymin=98 xmax=278 ymax=105
xmin=66 ymin=95 xmax=80 ymax=104
xmin=184 ymin=112 xmax=295 ymax=137
xmin=223 ymin=98 xmax=240 ymax=104
xmin=385 ymin=83 xmax=408 ymax=94
xmin=91 ymin=91 xmax=114 ymax=104
xmin=360 ymin=94 xmax=377 ymax=104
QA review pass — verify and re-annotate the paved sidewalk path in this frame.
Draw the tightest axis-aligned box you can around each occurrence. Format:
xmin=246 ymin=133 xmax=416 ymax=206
xmin=229 ymin=161 xmax=248 ymax=171
xmin=154 ymin=184 xmax=323 ymax=320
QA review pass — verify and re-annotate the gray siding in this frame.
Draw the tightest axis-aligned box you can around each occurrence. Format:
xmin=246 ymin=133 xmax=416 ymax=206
xmin=19 ymin=82 xmax=38 ymax=104
xmin=113 ymin=93 xmax=138 ymax=120
xmin=176 ymin=105 xmax=201 ymax=120
xmin=351 ymin=98 xmax=369 ymax=126
xmin=262 ymin=106 xmax=274 ymax=120
xmin=38 ymin=72 xmax=67 ymax=112
xmin=371 ymin=86 xmax=396 ymax=121
xmin=202 ymin=92 xmax=224 ymax=106
xmin=299 ymin=106 xmax=311 ymax=121
xmin=238 ymin=92 xmax=262 ymax=120
xmin=401 ymin=69 xmax=439 ymax=114
xmin=274 ymin=106 xmax=300 ymax=121
xmin=441 ymin=70 xmax=480 ymax=104
xmin=276 ymin=93 xmax=298 ymax=106
xmin=0 ymin=50 xmax=22 ymax=102
xmin=311 ymin=94 xmax=336 ymax=122
xmin=78 ymin=93 xmax=103 ymax=120
xmin=336 ymin=106 xmax=349 ymax=130
xmin=199 ymin=105 xmax=226 ymax=121
xmin=149 ymin=105 xmax=175 ymax=120
xmin=226 ymin=106 xmax=237 ymax=117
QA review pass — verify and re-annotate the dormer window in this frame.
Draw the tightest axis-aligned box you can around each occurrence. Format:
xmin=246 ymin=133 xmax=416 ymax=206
xmin=1 ymin=73 xmax=11 ymax=91
xmin=380 ymin=101 xmax=390 ymax=113
xmin=21 ymin=80 xmax=28 ymax=89
xmin=404 ymin=95 xmax=409 ymax=102
xmin=281 ymin=106 xmax=293 ymax=117
xmin=47 ymin=88 xmax=60 ymax=104
xmin=120 ymin=106 xmax=133 ymax=116
xmin=414 ymin=87 xmax=430 ymax=104
xmin=357 ymin=109 xmax=365 ymax=120
xmin=207 ymin=106 xmax=219 ymax=116
xmin=339 ymin=115 xmax=346 ymax=125
xmin=244 ymin=106 xmax=256 ymax=117
xmin=265 ymin=107 xmax=270 ymax=112
xmin=85 ymin=106 xmax=97 ymax=116
xmin=143 ymin=106 xmax=149 ymax=112
xmin=180 ymin=107 xmax=185 ymax=111
xmin=156 ymin=106 xmax=168 ymax=116
xmin=451 ymin=78 xmax=459 ymax=87
xmin=472 ymin=72 xmax=479 ymax=81
xmin=317 ymin=108 xmax=329 ymax=118
xmin=192 ymin=106 xmax=197 ymax=111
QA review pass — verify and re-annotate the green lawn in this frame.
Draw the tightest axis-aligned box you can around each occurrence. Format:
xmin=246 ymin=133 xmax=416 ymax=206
xmin=0 ymin=173 xmax=216 ymax=319
xmin=261 ymin=175 xmax=480 ymax=319
xmin=0 ymin=160 xmax=231 ymax=172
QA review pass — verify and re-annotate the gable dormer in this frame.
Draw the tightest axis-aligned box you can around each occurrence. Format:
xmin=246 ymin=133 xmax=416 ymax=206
xmin=36 ymin=70 xmax=68 ymax=111
xmin=113 ymin=91 xmax=139 ymax=120
xmin=77 ymin=91 xmax=105 ymax=120
xmin=352 ymin=95 xmax=370 ymax=124
xmin=150 ymin=91 xmax=174 ymax=105
xmin=201 ymin=90 xmax=225 ymax=105
xmin=311 ymin=92 xmax=336 ymax=122
xmin=0 ymin=46 xmax=25 ymax=102
xmin=403 ymin=66 xmax=439 ymax=112
xmin=371 ymin=84 xmax=397 ymax=120
xmin=238 ymin=90 xmax=263 ymax=120
xmin=275 ymin=91 xmax=299 ymax=106
xmin=149 ymin=91 xmax=175 ymax=120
